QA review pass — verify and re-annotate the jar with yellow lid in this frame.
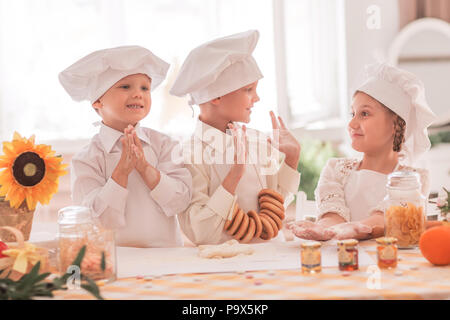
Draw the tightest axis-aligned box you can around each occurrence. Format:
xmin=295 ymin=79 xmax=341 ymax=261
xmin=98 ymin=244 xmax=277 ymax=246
xmin=376 ymin=237 xmax=398 ymax=269
xmin=384 ymin=171 xmax=426 ymax=249
xmin=300 ymin=241 xmax=321 ymax=274
xmin=337 ymin=239 xmax=359 ymax=271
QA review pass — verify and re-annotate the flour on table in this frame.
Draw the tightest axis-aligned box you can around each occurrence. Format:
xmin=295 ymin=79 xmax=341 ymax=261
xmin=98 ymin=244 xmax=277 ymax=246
xmin=198 ymin=240 xmax=254 ymax=259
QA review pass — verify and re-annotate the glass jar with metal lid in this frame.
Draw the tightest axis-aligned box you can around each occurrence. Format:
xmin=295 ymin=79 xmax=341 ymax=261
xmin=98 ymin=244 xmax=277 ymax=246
xmin=376 ymin=237 xmax=398 ymax=269
xmin=57 ymin=206 xmax=116 ymax=282
xmin=384 ymin=171 xmax=426 ymax=249
xmin=337 ymin=239 xmax=359 ymax=271
xmin=300 ymin=241 xmax=322 ymax=274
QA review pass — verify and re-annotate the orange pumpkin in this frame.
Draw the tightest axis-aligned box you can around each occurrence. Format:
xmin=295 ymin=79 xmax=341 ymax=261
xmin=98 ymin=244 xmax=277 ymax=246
xmin=419 ymin=225 xmax=450 ymax=266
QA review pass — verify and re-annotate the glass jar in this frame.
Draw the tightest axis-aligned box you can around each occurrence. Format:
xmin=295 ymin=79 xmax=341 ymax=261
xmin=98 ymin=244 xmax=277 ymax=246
xmin=300 ymin=241 xmax=322 ymax=274
xmin=57 ymin=206 xmax=116 ymax=282
xmin=376 ymin=237 xmax=398 ymax=269
xmin=337 ymin=239 xmax=359 ymax=271
xmin=384 ymin=171 xmax=426 ymax=249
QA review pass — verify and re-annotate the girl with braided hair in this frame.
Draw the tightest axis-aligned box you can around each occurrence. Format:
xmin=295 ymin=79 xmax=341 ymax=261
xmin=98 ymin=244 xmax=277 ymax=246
xmin=289 ymin=63 xmax=437 ymax=241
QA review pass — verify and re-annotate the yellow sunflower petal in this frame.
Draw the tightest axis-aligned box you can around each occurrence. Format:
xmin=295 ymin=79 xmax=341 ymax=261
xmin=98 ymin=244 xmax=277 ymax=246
xmin=13 ymin=131 xmax=24 ymax=141
xmin=0 ymin=132 xmax=68 ymax=210
xmin=0 ymin=171 xmax=13 ymax=185
xmin=2 ymin=142 xmax=16 ymax=157
xmin=0 ymin=157 xmax=11 ymax=167
xmin=26 ymin=196 xmax=37 ymax=210
xmin=8 ymin=191 xmax=24 ymax=209
xmin=0 ymin=184 xmax=9 ymax=196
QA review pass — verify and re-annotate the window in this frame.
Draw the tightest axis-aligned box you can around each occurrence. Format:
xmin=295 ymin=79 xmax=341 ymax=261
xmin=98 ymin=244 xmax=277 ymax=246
xmin=0 ymin=0 xmax=345 ymax=146
xmin=275 ymin=0 xmax=347 ymax=128
xmin=0 ymin=0 xmax=277 ymax=143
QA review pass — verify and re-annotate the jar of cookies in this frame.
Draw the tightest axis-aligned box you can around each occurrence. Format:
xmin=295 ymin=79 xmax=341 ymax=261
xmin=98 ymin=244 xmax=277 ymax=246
xmin=57 ymin=206 xmax=116 ymax=282
xmin=384 ymin=171 xmax=426 ymax=249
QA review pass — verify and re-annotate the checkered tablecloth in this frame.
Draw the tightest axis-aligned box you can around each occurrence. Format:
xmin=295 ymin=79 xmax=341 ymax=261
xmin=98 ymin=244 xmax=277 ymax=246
xmin=52 ymin=240 xmax=450 ymax=300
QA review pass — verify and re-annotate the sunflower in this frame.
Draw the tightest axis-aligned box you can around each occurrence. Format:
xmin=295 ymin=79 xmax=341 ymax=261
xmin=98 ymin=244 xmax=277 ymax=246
xmin=0 ymin=132 xmax=68 ymax=211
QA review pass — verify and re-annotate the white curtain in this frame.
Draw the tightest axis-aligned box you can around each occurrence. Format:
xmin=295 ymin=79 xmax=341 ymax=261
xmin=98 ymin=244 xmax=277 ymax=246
xmin=281 ymin=0 xmax=343 ymax=125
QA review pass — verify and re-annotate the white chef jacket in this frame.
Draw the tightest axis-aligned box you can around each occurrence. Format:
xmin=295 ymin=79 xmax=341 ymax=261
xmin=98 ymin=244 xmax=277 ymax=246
xmin=314 ymin=158 xmax=429 ymax=222
xmin=71 ymin=122 xmax=192 ymax=248
xmin=178 ymin=119 xmax=301 ymax=245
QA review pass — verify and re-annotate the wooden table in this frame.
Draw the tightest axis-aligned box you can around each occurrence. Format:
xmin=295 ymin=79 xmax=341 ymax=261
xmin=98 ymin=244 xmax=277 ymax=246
xmin=47 ymin=240 xmax=449 ymax=300
xmin=28 ymin=201 xmax=449 ymax=300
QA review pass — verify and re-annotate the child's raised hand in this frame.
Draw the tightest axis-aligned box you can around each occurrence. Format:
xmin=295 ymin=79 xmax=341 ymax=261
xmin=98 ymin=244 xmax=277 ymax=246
xmin=111 ymin=126 xmax=137 ymax=187
xmin=129 ymin=127 xmax=148 ymax=174
xmin=221 ymin=122 xmax=247 ymax=195
xmin=120 ymin=126 xmax=138 ymax=171
xmin=127 ymin=126 xmax=161 ymax=190
xmin=268 ymin=111 xmax=301 ymax=169
xmin=228 ymin=122 xmax=247 ymax=176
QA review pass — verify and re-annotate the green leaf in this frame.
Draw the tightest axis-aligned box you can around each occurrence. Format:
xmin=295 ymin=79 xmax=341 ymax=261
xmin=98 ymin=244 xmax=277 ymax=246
xmin=72 ymin=245 xmax=87 ymax=268
xmin=443 ymin=187 xmax=450 ymax=198
xmin=4 ymin=270 xmax=12 ymax=279
xmin=0 ymin=244 xmax=106 ymax=300
xmin=17 ymin=261 xmax=41 ymax=290
xmin=31 ymin=272 xmax=51 ymax=285
xmin=101 ymin=251 xmax=106 ymax=272
xmin=28 ymin=261 xmax=41 ymax=278
xmin=80 ymin=277 xmax=103 ymax=300
xmin=59 ymin=245 xmax=87 ymax=283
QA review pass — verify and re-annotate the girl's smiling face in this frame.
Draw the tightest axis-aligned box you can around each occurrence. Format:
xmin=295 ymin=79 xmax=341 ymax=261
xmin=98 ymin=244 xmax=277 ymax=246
xmin=348 ymin=91 xmax=396 ymax=154
xmin=93 ymin=73 xmax=151 ymax=132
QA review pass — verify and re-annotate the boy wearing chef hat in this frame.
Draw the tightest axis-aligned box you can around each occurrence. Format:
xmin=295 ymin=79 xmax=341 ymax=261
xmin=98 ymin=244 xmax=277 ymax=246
xmin=59 ymin=45 xmax=192 ymax=248
xmin=289 ymin=63 xmax=437 ymax=241
xmin=170 ymin=30 xmax=301 ymax=245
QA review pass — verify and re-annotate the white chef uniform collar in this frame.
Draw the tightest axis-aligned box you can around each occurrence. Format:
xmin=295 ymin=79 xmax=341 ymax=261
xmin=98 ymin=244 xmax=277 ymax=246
xmin=170 ymin=30 xmax=263 ymax=105
xmin=356 ymin=63 xmax=437 ymax=166
xmin=96 ymin=122 xmax=151 ymax=154
xmin=59 ymin=45 xmax=170 ymax=104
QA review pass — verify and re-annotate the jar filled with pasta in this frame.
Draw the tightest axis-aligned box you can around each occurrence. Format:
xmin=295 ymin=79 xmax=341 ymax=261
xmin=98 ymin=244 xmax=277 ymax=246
xmin=384 ymin=171 xmax=426 ymax=249
xmin=57 ymin=206 xmax=116 ymax=282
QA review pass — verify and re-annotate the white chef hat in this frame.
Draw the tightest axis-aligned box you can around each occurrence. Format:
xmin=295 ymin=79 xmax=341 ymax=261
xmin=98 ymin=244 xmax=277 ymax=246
xmin=356 ymin=63 xmax=437 ymax=165
xmin=170 ymin=30 xmax=263 ymax=105
xmin=59 ymin=45 xmax=170 ymax=103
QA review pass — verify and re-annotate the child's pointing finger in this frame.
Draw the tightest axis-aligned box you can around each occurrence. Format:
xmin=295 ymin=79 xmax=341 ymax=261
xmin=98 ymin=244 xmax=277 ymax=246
xmin=269 ymin=111 xmax=279 ymax=130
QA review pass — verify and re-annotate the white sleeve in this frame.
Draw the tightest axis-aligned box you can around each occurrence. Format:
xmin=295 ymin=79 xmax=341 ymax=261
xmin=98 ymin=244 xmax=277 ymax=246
xmin=149 ymin=137 xmax=192 ymax=217
xmin=178 ymin=163 xmax=237 ymax=245
xmin=314 ymin=158 xmax=351 ymax=222
xmin=263 ymin=145 xmax=301 ymax=205
xmin=71 ymin=150 xmax=128 ymax=229
xmin=277 ymin=161 xmax=301 ymax=199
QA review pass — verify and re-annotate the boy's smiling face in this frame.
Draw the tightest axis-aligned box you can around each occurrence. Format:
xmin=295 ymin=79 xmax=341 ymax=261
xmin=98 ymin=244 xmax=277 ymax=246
xmin=213 ymin=81 xmax=260 ymax=123
xmin=93 ymin=73 xmax=151 ymax=132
